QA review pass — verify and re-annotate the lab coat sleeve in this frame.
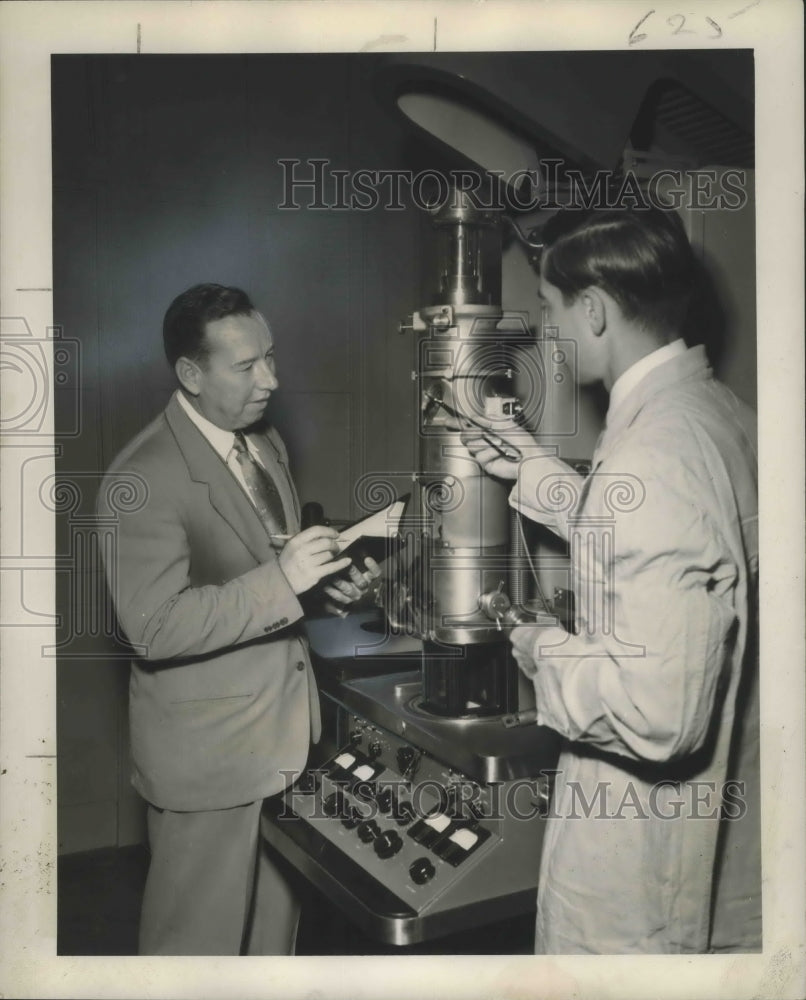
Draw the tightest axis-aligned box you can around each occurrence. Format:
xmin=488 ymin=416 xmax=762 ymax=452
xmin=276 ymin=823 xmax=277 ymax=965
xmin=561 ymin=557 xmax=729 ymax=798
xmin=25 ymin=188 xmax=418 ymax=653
xmin=509 ymin=454 xmax=587 ymax=542
xmin=98 ymin=465 xmax=305 ymax=662
xmin=524 ymin=452 xmax=739 ymax=764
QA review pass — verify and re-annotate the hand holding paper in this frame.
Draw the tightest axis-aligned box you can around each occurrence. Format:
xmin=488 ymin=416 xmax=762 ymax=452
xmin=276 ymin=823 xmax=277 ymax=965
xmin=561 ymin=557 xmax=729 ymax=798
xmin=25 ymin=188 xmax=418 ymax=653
xmin=334 ymin=498 xmax=408 ymax=552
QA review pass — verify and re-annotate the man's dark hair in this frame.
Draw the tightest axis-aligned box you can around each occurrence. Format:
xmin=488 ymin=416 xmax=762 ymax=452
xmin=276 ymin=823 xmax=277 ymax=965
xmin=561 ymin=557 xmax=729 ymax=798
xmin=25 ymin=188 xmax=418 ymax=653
xmin=540 ymin=208 xmax=697 ymax=338
xmin=162 ymin=283 xmax=255 ymax=367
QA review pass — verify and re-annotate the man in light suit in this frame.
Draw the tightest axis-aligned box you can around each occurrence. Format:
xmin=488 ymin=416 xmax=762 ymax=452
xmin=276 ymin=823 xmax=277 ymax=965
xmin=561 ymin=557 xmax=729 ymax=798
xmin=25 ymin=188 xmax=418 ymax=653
xmin=99 ymin=283 xmax=370 ymax=955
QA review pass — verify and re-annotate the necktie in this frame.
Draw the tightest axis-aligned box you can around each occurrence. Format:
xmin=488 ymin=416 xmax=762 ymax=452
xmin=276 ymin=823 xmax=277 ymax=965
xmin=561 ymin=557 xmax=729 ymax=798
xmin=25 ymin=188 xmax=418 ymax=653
xmin=231 ymin=431 xmax=287 ymax=536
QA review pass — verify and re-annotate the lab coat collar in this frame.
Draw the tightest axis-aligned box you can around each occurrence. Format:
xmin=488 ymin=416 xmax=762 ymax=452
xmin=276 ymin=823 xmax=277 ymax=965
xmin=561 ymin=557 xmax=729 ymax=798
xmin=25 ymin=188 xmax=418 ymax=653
xmin=593 ymin=344 xmax=712 ymax=469
xmin=608 ymin=339 xmax=688 ymax=420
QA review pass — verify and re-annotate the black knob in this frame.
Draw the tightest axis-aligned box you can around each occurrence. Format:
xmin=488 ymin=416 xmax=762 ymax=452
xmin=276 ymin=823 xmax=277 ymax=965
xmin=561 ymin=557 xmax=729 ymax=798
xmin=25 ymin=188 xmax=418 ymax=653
xmin=340 ymin=806 xmax=361 ymax=830
xmin=295 ymin=771 xmax=317 ymax=794
xmin=445 ymin=782 xmax=482 ymax=820
xmin=467 ymin=800 xmax=485 ymax=821
xmin=353 ymin=781 xmax=375 ymax=804
xmin=367 ymin=738 xmax=383 ymax=760
xmin=396 ymin=746 xmax=416 ymax=772
xmin=376 ymin=786 xmax=399 ymax=814
xmin=374 ymin=830 xmax=403 ymax=859
xmin=409 ymin=857 xmax=436 ymax=885
xmin=445 ymin=784 xmax=462 ymax=814
xmin=323 ymin=790 xmax=344 ymax=818
xmin=357 ymin=819 xmax=381 ymax=844
xmin=348 ymin=730 xmax=363 ymax=747
xmin=394 ymin=800 xmax=416 ymax=826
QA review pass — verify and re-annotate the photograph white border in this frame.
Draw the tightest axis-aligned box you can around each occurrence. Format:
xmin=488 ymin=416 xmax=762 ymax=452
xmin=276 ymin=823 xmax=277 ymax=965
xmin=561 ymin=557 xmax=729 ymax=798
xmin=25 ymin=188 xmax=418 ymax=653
xmin=1 ymin=2 xmax=803 ymax=998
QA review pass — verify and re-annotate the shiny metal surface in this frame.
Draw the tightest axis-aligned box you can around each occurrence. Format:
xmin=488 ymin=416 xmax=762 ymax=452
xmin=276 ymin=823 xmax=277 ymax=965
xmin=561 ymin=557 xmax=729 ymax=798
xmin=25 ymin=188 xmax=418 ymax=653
xmin=329 ymin=670 xmax=560 ymax=784
xmin=400 ymin=206 xmax=539 ymax=700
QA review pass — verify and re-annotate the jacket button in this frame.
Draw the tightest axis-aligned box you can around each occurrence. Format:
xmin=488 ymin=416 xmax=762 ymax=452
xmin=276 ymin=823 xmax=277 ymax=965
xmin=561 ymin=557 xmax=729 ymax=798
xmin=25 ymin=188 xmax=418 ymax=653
xmin=296 ymin=661 xmax=305 ymax=672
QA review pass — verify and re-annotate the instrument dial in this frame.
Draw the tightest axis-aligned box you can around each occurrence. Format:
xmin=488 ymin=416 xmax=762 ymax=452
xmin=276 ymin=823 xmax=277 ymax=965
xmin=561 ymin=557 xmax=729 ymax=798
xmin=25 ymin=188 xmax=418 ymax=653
xmin=409 ymin=857 xmax=436 ymax=885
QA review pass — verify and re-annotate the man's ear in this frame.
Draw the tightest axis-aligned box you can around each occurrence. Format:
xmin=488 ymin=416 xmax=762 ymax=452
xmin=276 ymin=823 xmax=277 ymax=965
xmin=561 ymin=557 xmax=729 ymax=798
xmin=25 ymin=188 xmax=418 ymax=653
xmin=579 ymin=288 xmax=607 ymax=337
xmin=175 ymin=356 xmax=203 ymax=396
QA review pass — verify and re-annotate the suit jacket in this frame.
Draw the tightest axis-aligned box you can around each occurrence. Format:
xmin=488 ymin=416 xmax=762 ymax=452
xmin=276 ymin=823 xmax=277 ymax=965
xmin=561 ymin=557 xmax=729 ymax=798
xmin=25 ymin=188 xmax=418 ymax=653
xmin=98 ymin=394 xmax=321 ymax=812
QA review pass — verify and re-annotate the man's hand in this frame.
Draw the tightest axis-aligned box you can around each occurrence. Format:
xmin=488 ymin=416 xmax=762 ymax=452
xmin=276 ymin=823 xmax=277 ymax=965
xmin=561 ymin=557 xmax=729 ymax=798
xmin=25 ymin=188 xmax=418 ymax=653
xmin=510 ymin=624 xmax=545 ymax=678
xmin=278 ymin=526 xmax=352 ymax=595
xmin=459 ymin=421 xmax=555 ymax=481
xmin=322 ymin=557 xmax=382 ymax=617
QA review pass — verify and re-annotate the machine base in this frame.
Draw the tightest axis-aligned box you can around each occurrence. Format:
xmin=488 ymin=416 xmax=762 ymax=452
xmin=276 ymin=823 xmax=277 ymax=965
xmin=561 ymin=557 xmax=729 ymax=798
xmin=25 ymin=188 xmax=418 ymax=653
xmin=261 ymin=797 xmax=535 ymax=947
xmin=262 ymin=669 xmax=560 ymax=946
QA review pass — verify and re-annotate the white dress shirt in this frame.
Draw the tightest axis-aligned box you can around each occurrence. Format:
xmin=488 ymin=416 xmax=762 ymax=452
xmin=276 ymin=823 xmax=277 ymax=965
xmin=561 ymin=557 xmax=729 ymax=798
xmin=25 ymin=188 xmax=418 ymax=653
xmin=175 ymin=389 xmax=270 ymax=503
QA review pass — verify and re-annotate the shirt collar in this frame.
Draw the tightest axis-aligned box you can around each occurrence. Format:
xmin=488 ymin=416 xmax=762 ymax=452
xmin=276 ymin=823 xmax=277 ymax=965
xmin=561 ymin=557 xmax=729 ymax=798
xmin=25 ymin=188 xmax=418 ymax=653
xmin=607 ymin=338 xmax=687 ymax=423
xmin=175 ymin=389 xmax=236 ymax=462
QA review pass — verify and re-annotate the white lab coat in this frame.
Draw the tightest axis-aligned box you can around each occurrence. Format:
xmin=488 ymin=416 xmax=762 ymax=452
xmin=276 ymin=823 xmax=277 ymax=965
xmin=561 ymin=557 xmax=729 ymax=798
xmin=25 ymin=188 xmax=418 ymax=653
xmin=512 ymin=346 xmax=760 ymax=953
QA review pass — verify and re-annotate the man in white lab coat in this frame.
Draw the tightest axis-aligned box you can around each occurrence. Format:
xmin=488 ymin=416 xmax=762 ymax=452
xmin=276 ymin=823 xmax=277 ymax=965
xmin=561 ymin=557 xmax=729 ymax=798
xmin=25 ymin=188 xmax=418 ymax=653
xmin=463 ymin=208 xmax=760 ymax=953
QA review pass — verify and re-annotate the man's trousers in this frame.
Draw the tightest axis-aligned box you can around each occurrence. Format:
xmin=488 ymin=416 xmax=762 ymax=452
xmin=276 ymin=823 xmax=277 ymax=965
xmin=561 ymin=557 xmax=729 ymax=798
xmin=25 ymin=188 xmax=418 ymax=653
xmin=138 ymin=798 xmax=300 ymax=955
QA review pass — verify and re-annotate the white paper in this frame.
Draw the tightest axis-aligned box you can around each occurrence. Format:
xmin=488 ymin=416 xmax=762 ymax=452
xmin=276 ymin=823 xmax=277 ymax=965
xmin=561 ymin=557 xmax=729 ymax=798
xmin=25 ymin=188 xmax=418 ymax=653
xmin=336 ymin=499 xmax=407 ymax=551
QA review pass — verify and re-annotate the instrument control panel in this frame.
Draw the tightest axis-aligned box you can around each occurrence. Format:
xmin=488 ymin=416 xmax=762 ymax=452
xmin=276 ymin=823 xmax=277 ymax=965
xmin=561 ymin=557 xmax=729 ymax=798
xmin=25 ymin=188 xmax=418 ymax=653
xmin=287 ymin=727 xmax=500 ymax=904
xmin=264 ymin=707 xmax=555 ymax=944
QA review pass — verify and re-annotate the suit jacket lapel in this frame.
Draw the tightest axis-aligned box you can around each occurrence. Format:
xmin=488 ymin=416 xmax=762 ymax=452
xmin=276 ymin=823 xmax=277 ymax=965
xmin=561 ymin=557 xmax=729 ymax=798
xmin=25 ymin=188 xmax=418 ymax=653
xmin=165 ymin=396 xmax=274 ymax=564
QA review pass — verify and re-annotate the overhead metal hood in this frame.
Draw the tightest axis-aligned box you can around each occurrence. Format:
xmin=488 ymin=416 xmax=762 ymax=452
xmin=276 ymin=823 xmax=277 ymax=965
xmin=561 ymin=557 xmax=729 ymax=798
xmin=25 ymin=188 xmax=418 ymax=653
xmin=373 ymin=50 xmax=754 ymax=182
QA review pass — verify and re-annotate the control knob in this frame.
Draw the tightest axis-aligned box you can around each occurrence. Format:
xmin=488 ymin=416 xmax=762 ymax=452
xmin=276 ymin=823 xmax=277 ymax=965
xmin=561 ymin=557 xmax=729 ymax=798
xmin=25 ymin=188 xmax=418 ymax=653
xmin=295 ymin=771 xmax=318 ymax=794
xmin=356 ymin=819 xmax=381 ymax=844
xmin=322 ymin=790 xmax=344 ymax=818
xmin=354 ymin=781 xmax=375 ymax=804
xmin=394 ymin=801 xmax=416 ymax=826
xmin=409 ymin=857 xmax=436 ymax=885
xmin=467 ymin=799 xmax=485 ymax=821
xmin=373 ymin=830 xmax=403 ymax=859
xmin=340 ymin=806 xmax=361 ymax=830
xmin=396 ymin=746 xmax=417 ymax=772
xmin=376 ymin=786 xmax=400 ymax=815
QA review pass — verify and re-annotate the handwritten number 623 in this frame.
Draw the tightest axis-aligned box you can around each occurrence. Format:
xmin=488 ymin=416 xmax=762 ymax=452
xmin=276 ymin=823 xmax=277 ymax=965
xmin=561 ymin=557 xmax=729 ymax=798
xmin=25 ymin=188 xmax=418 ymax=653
xmin=629 ymin=10 xmax=723 ymax=45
